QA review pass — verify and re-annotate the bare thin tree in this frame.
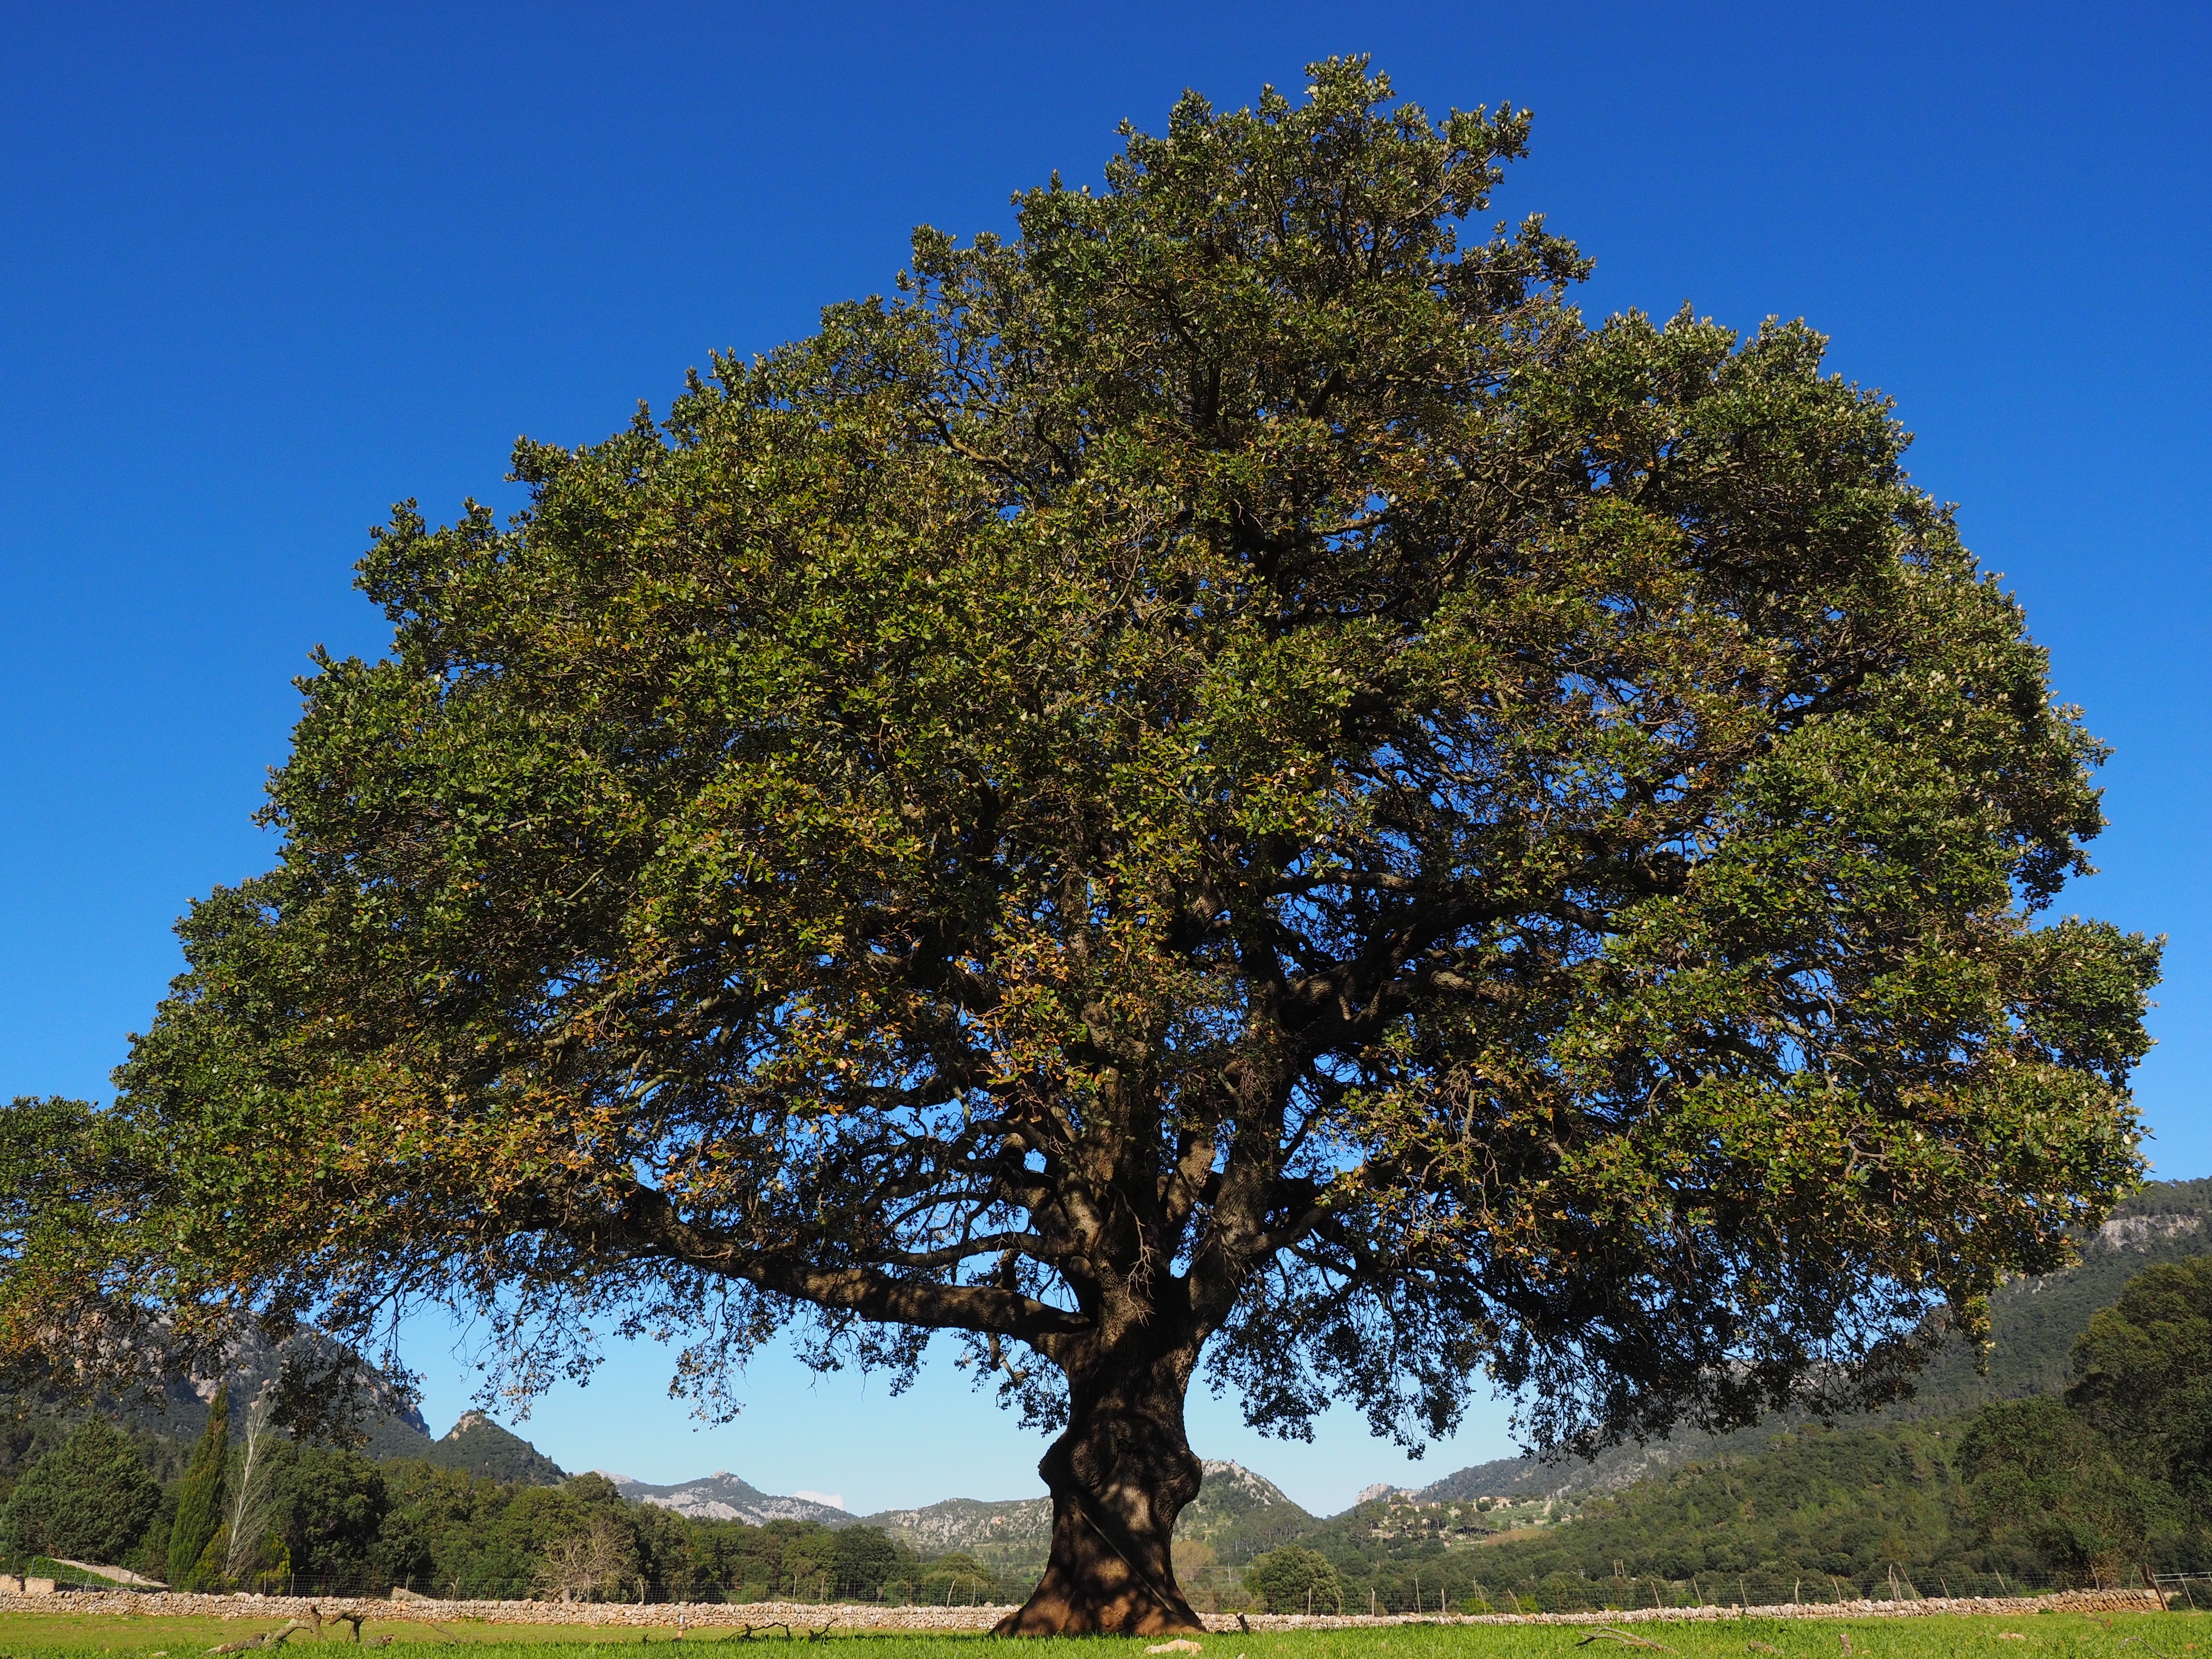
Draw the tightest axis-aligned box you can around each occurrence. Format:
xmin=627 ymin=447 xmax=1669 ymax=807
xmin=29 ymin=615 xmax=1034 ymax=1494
xmin=535 ymin=1520 xmax=633 ymax=1604
xmin=222 ymin=1385 xmax=276 ymax=1585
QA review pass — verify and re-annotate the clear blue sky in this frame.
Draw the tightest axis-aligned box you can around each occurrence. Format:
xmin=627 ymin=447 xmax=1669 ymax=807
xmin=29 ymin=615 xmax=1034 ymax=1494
xmin=3 ymin=0 xmax=2207 ymax=1517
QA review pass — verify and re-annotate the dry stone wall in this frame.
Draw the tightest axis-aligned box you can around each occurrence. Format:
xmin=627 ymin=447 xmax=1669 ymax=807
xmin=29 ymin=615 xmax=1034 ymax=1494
xmin=0 ymin=1586 xmax=2169 ymax=1632
xmin=0 ymin=1593 xmax=1022 ymax=1632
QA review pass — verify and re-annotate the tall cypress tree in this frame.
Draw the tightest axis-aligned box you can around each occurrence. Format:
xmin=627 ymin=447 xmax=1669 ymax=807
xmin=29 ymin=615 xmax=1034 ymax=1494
xmin=167 ymin=1386 xmax=227 ymax=1589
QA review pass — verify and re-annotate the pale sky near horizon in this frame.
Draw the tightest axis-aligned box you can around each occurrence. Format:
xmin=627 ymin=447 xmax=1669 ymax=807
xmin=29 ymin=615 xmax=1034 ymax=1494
xmin=4 ymin=0 xmax=2207 ymax=1518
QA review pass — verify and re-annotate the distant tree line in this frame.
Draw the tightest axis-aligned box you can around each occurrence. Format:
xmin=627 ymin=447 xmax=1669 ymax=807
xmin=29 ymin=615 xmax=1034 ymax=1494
xmin=0 ymin=1402 xmax=1013 ymax=1603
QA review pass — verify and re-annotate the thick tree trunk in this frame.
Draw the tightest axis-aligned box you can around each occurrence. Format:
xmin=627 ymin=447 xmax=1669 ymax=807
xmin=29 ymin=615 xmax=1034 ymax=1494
xmin=993 ymin=1339 xmax=1206 ymax=1635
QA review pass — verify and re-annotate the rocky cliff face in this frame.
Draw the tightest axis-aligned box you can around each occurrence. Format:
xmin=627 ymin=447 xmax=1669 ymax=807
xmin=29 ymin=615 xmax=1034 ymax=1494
xmin=608 ymin=1470 xmax=851 ymax=1525
xmin=859 ymin=1494 xmax=1052 ymax=1551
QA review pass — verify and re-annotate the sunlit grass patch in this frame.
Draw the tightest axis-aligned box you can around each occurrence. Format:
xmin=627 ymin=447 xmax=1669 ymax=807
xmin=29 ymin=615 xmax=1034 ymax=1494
xmin=0 ymin=1611 xmax=2200 ymax=1659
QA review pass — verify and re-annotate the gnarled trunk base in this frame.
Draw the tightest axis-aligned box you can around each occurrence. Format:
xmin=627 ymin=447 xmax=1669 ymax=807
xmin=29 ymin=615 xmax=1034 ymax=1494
xmin=993 ymin=1348 xmax=1205 ymax=1635
xmin=993 ymin=1488 xmax=1207 ymax=1635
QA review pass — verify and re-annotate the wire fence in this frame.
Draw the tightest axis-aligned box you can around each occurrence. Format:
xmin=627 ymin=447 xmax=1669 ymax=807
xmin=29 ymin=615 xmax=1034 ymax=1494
xmin=1250 ymin=1564 xmax=2200 ymax=1617
xmin=24 ymin=1558 xmax=2212 ymax=1613
xmin=17 ymin=1567 xmax=1016 ymax=1607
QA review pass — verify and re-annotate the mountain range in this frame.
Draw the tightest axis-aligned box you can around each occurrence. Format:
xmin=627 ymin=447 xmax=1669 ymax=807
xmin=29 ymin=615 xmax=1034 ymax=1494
xmin=588 ymin=1175 xmax=2212 ymax=1557
xmin=607 ymin=1456 xmax=1310 ymax=1571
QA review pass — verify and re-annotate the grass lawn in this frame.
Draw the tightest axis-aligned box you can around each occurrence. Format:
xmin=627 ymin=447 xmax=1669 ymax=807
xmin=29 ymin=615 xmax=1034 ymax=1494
xmin=0 ymin=1611 xmax=2203 ymax=1659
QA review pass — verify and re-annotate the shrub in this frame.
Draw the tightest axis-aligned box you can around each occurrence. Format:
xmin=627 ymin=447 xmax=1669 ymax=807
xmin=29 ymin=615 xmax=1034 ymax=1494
xmin=0 ymin=1419 xmax=162 ymax=1566
xmin=1243 ymin=1545 xmax=1341 ymax=1614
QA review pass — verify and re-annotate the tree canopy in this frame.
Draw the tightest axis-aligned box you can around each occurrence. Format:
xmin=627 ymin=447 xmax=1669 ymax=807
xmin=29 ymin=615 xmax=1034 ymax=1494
xmin=0 ymin=59 xmax=2157 ymax=1632
xmin=2067 ymin=1256 xmax=2212 ymax=1525
xmin=0 ymin=1418 xmax=162 ymax=1567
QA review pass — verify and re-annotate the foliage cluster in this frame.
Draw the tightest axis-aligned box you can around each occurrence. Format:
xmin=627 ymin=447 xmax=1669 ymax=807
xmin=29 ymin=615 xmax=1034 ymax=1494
xmin=1242 ymin=1545 xmax=1344 ymax=1614
xmin=0 ymin=1419 xmax=162 ymax=1566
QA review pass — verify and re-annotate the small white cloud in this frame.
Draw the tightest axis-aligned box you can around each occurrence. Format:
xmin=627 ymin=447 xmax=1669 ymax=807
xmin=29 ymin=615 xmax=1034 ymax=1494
xmin=794 ymin=1490 xmax=846 ymax=1511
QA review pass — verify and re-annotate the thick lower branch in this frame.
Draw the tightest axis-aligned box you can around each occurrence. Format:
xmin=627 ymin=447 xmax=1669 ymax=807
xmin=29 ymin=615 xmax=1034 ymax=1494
xmin=595 ymin=1186 xmax=1089 ymax=1345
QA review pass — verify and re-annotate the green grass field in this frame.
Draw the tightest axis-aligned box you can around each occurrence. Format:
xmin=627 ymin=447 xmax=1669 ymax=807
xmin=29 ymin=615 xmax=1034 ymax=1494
xmin=0 ymin=1611 xmax=2202 ymax=1659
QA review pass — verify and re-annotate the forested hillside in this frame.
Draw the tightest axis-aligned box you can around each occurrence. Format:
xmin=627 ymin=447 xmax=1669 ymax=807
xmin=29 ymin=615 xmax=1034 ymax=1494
xmin=422 ymin=1413 xmax=565 ymax=1486
xmin=1232 ymin=1220 xmax=2212 ymax=1613
xmin=1465 ymin=1420 xmax=1973 ymax=1589
xmin=0 ymin=1330 xmax=443 ymax=1495
xmin=1416 ymin=1178 xmax=2212 ymax=1507
xmin=1885 ymin=1179 xmax=2212 ymax=1418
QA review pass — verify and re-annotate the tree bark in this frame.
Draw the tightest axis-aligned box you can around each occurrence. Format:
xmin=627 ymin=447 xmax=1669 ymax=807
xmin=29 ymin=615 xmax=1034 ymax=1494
xmin=993 ymin=1337 xmax=1207 ymax=1635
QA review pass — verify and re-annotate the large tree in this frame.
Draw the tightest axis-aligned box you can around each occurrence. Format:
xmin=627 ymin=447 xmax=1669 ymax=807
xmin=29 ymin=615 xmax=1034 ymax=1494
xmin=0 ymin=61 xmax=2157 ymax=1633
